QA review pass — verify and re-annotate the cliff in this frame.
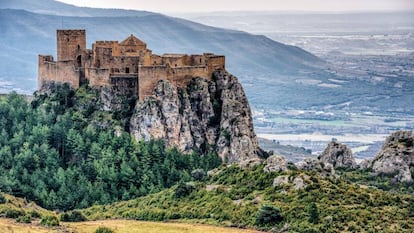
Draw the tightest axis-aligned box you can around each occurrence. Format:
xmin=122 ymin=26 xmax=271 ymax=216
xmin=370 ymin=131 xmax=414 ymax=183
xmin=130 ymin=70 xmax=263 ymax=164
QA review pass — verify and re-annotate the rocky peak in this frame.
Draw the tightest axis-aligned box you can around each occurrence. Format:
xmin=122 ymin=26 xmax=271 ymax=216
xmin=370 ymin=131 xmax=414 ymax=183
xmin=318 ymin=141 xmax=356 ymax=169
xmin=130 ymin=70 xmax=264 ymax=164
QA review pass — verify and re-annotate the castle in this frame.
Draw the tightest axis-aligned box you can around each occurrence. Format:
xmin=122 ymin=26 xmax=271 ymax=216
xmin=38 ymin=30 xmax=225 ymax=100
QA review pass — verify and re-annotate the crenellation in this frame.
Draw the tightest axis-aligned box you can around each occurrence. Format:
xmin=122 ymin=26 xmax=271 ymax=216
xmin=38 ymin=29 xmax=225 ymax=101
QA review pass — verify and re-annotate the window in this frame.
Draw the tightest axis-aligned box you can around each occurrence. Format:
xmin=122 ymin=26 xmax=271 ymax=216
xmin=76 ymin=55 xmax=82 ymax=67
xmin=125 ymin=67 xmax=130 ymax=73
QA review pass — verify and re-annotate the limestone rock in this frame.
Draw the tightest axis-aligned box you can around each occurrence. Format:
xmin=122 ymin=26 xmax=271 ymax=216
xmin=318 ymin=141 xmax=356 ymax=169
xmin=370 ymin=131 xmax=414 ymax=183
xmin=264 ymin=155 xmax=288 ymax=173
xmin=130 ymin=70 xmax=263 ymax=164
xmin=295 ymin=158 xmax=335 ymax=177
xmin=273 ymin=175 xmax=290 ymax=187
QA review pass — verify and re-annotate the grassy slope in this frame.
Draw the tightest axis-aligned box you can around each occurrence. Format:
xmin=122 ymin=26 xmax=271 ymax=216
xmin=81 ymin=165 xmax=414 ymax=232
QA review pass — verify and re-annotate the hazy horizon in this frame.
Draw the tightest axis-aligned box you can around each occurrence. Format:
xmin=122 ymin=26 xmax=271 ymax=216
xmin=56 ymin=0 xmax=414 ymax=13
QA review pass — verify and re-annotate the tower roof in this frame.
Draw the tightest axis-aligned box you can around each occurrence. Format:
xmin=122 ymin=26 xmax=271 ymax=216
xmin=120 ymin=34 xmax=146 ymax=46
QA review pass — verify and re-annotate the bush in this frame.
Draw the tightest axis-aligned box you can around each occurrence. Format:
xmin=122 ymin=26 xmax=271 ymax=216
xmin=29 ymin=210 xmax=41 ymax=218
xmin=60 ymin=210 xmax=87 ymax=222
xmin=255 ymin=205 xmax=283 ymax=227
xmin=0 ymin=193 xmax=6 ymax=204
xmin=308 ymin=203 xmax=319 ymax=224
xmin=5 ymin=209 xmax=25 ymax=219
xmin=191 ymin=169 xmax=207 ymax=181
xmin=94 ymin=226 xmax=115 ymax=233
xmin=16 ymin=215 xmax=32 ymax=223
xmin=174 ymin=182 xmax=195 ymax=198
xmin=40 ymin=215 xmax=59 ymax=226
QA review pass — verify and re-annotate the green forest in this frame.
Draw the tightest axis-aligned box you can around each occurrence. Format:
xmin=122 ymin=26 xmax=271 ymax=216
xmin=0 ymin=85 xmax=221 ymax=211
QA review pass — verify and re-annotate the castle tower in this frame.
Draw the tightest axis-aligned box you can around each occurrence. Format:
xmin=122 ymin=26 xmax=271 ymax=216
xmin=57 ymin=30 xmax=86 ymax=61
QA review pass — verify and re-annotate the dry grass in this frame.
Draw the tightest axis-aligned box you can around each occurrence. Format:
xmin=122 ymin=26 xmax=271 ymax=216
xmin=0 ymin=218 xmax=60 ymax=233
xmin=0 ymin=218 xmax=262 ymax=233
xmin=66 ymin=220 xmax=262 ymax=233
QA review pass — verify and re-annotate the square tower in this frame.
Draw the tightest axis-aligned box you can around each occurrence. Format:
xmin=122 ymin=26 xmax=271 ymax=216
xmin=57 ymin=30 xmax=86 ymax=61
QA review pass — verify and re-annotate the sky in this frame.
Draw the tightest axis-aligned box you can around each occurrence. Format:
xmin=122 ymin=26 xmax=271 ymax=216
xmin=57 ymin=0 xmax=414 ymax=13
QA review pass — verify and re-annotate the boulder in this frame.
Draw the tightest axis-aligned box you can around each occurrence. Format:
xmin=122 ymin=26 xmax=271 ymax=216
xmin=264 ymin=155 xmax=288 ymax=173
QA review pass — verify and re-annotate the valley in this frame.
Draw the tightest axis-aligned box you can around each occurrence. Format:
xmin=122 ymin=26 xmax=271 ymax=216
xmin=178 ymin=11 xmax=414 ymax=160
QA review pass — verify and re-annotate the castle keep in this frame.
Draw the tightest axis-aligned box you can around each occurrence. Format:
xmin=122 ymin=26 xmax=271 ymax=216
xmin=38 ymin=30 xmax=225 ymax=100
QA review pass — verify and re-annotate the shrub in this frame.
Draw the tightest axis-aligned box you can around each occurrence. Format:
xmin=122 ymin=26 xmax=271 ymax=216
xmin=29 ymin=210 xmax=41 ymax=218
xmin=174 ymin=182 xmax=195 ymax=198
xmin=40 ymin=215 xmax=59 ymax=226
xmin=255 ymin=205 xmax=283 ymax=227
xmin=191 ymin=169 xmax=207 ymax=181
xmin=16 ymin=215 xmax=32 ymax=223
xmin=308 ymin=203 xmax=319 ymax=224
xmin=94 ymin=226 xmax=115 ymax=233
xmin=60 ymin=210 xmax=87 ymax=222
xmin=5 ymin=209 xmax=25 ymax=219
xmin=0 ymin=193 xmax=6 ymax=204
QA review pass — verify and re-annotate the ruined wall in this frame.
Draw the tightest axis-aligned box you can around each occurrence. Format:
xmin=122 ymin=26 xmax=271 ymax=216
xmin=57 ymin=30 xmax=86 ymax=61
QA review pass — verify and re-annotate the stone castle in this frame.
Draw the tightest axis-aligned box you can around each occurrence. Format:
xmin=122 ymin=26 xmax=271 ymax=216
xmin=38 ymin=30 xmax=225 ymax=100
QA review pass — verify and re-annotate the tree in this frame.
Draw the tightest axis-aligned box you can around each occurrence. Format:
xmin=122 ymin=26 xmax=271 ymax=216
xmin=308 ymin=202 xmax=319 ymax=224
xmin=255 ymin=205 xmax=283 ymax=227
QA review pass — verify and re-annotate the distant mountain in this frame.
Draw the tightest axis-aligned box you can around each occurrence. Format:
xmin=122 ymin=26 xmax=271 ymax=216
xmin=0 ymin=0 xmax=155 ymax=17
xmin=8 ymin=0 xmax=409 ymax=117
xmin=0 ymin=0 xmax=323 ymax=95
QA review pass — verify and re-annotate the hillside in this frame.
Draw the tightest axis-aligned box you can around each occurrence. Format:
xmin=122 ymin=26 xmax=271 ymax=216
xmin=82 ymin=165 xmax=414 ymax=232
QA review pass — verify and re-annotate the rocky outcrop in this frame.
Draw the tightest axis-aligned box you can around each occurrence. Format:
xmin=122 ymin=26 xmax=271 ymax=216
xmin=318 ymin=141 xmax=356 ymax=169
xmin=264 ymin=155 xmax=288 ymax=173
xmin=295 ymin=158 xmax=335 ymax=177
xmin=130 ymin=70 xmax=263 ymax=164
xmin=370 ymin=131 xmax=414 ymax=183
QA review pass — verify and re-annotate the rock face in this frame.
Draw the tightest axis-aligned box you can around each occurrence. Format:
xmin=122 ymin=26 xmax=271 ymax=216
xmin=318 ymin=141 xmax=356 ymax=169
xmin=264 ymin=155 xmax=288 ymax=173
xmin=370 ymin=131 xmax=414 ymax=183
xmin=130 ymin=70 xmax=263 ymax=164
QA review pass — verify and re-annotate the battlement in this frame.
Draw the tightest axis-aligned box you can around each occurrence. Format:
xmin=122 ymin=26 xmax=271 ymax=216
xmin=38 ymin=30 xmax=225 ymax=101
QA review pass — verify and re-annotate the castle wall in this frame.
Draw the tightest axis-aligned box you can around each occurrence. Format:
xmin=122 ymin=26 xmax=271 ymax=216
xmin=111 ymin=57 xmax=139 ymax=74
xmin=206 ymin=55 xmax=225 ymax=75
xmin=138 ymin=66 xmax=171 ymax=100
xmin=85 ymin=68 xmax=111 ymax=87
xmin=161 ymin=54 xmax=190 ymax=67
xmin=94 ymin=41 xmax=120 ymax=56
xmin=110 ymin=74 xmax=139 ymax=98
xmin=57 ymin=30 xmax=86 ymax=61
xmin=170 ymin=66 xmax=209 ymax=88
xmin=38 ymin=55 xmax=80 ymax=89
